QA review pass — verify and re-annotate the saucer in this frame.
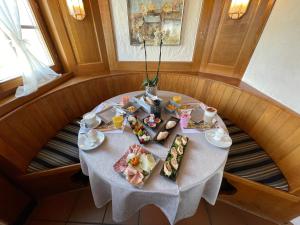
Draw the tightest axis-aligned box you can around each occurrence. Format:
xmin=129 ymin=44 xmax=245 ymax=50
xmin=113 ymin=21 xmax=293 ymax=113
xmin=205 ymin=129 xmax=232 ymax=148
xmin=80 ymin=116 xmax=102 ymax=129
xmin=78 ymin=130 xmax=105 ymax=151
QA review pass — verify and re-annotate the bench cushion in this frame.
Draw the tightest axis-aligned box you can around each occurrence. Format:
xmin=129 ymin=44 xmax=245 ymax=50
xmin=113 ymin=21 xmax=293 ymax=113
xmin=27 ymin=121 xmax=80 ymax=173
xmin=224 ymin=119 xmax=289 ymax=192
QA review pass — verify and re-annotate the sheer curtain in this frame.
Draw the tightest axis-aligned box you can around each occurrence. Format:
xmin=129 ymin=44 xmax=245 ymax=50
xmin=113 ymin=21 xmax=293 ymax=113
xmin=0 ymin=0 xmax=60 ymax=97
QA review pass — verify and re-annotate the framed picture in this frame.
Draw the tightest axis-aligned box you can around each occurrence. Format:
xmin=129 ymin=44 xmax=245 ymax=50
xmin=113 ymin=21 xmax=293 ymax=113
xmin=127 ymin=0 xmax=185 ymax=46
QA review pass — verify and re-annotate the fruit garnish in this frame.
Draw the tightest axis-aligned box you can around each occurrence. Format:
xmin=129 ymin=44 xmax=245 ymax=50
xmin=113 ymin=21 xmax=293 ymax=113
xmin=130 ymin=156 xmax=140 ymax=166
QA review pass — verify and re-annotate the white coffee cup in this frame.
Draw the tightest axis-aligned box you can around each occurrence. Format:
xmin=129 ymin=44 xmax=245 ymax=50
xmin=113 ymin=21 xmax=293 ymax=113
xmin=204 ymin=107 xmax=217 ymax=125
xmin=83 ymin=112 xmax=97 ymax=127
xmin=87 ymin=129 xmax=98 ymax=145
xmin=213 ymin=128 xmax=225 ymax=141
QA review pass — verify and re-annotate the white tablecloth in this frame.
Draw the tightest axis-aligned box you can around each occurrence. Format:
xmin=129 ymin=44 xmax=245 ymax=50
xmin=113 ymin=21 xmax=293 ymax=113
xmin=79 ymin=91 xmax=229 ymax=225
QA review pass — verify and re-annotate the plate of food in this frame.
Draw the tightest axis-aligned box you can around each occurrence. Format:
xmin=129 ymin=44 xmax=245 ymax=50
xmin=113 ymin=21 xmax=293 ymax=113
xmin=160 ymin=135 xmax=189 ymax=181
xmin=165 ymin=100 xmax=180 ymax=114
xmin=122 ymin=102 xmax=141 ymax=115
xmin=154 ymin=117 xmax=179 ymax=144
xmin=142 ymin=114 xmax=162 ymax=129
xmin=127 ymin=115 xmax=151 ymax=144
xmin=113 ymin=144 xmax=160 ymax=187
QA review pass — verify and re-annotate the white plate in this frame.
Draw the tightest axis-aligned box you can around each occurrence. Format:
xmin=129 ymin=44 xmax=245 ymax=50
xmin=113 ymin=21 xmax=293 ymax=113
xmin=80 ymin=116 xmax=102 ymax=129
xmin=205 ymin=129 xmax=232 ymax=148
xmin=78 ymin=130 xmax=105 ymax=151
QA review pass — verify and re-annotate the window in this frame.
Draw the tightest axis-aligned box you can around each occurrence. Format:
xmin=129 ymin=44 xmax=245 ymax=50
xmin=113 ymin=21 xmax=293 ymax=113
xmin=0 ymin=0 xmax=54 ymax=83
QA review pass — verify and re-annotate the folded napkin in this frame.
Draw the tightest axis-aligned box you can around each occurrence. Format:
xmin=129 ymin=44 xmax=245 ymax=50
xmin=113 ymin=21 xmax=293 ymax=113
xmin=79 ymin=102 xmax=125 ymax=134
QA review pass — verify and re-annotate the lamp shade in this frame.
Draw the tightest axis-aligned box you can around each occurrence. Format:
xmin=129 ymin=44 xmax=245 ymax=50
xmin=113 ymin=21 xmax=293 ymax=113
xmin=228 ymin=0 xmax=250 ymax=19
xmin=66 ymin=0 xmax=86 ymax=21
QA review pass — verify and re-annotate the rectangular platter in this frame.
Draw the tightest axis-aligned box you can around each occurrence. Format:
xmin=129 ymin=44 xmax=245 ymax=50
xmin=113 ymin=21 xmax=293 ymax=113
xmin=154 ymin=117 xmax=180 ymax=145
xmin=122 ymin=101 xmax=141 ymax=115
xmin=127 ymin=116 xmax=152 ymax=145
xmin=141 ymin=114 xmax=163 ymax=132
xmin=160 ymin=134 xmax=189 ymax=181
xmin=113 ymin=144 xmax=160 ymax=188
xmin=185 ymin=120 xmax=218 ymax=131
xmin=96 ymin=106 xmax=115 ymax=124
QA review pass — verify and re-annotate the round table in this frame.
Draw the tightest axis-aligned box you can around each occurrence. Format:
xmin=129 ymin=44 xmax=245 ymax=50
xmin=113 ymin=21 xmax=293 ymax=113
xmin=79 ymin=91 xmax=229 ymax=225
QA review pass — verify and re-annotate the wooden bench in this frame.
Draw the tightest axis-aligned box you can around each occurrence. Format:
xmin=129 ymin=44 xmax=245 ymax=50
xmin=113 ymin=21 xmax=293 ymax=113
xmin=0 ymin=73 xmax=299 ymax=223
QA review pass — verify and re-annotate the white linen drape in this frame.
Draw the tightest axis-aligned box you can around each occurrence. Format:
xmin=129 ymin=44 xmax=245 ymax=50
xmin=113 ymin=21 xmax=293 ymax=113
xmin=0 ymin=0 xmax=60 ymax=97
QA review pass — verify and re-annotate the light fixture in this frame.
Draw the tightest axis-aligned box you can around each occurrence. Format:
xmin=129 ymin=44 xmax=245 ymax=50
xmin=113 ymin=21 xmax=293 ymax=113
xmin=228 ymin=0 xmax=250 ymax=20
xmin=66 ymin=0 xmax=86 ymax=21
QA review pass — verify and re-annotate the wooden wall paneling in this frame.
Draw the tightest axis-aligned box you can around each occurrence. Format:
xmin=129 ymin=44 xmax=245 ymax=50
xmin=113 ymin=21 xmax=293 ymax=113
xmin=191 ymin=78 xmax=207 ymax=100
xmin=240 ymin=97 xmax=268 ymax=132
xmin=222 ymin=87 xmax=242 ymax=118
xmin=38 ymin=0 xmax=76 ymax=72
xmin=217 ymin=84 xmax=234 ymax=115
xmin=278 ymin=145 xmax=300 ymax=194
xmin=199 ymin=0 xmax=275 ymax=79
xmin=223 ymin=172 xmax=300 ymax=223
xmin=0 ymin=138 xmax=28 ymax=175
xmin=259 ymin=110 xmax=291 ymax=149
xmin=0 ymin=173 xmax=31 ymax=225
xmin=266 ymin=116 xmax=300 ymax=160
xmin=58 ymin=0 xmax=102 ymax=64
xmin=205 ymin=81 xmax=221 ymax=107
xmin=249 ymin=104 xmax=281 ymax=143
xmin=234 ymin=0 xmax=276 ymax=75
xmin=230 ymin=91 xmax=251 ymax=124
xmin=38 ymin=0 xmax=108 ymax=75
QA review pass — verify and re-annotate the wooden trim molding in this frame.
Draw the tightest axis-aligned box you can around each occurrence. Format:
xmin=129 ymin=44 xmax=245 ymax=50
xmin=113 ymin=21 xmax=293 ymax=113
xmin=0 ymin=72 xmax=73 ymax=117
xmin=98 ymin=0 xmax=208 ymax=73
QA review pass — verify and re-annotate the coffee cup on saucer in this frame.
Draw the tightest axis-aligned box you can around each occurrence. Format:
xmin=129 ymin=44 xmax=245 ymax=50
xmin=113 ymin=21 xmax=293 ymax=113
xmin=83 ymin=112 xmax=97 ymax=128
xmin=87 ymin=129 xmax=98 ymax=145
xmin=213 ymin=128 xmax=225 ymax=141
xmin=204 ymin=107 xmax=217 ymax=125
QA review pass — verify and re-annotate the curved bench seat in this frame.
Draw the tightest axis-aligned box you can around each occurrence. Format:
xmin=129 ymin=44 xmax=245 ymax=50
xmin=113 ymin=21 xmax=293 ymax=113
xmin=224 ymin=118 xmax=289 ymax=192
xmin=27 ymin=120 xmax=80 ymax=173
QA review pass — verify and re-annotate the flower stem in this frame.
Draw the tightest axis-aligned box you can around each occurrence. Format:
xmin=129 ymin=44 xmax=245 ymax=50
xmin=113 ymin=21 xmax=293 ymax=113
xmin=144 ymin=40 xmax=149 ymax=82
xmin=156 ymin=39 xmax=163 ymax=78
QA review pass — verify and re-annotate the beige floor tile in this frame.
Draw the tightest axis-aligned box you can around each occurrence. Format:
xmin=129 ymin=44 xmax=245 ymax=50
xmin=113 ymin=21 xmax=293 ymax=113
xmin=139 ymin=204 xmax=170 ymax=225
xmin=206 ymin=200 xmax=247 ymax=225
xmin=31 ymin=190 xmax=80 ymax=221
xmin=103 ymin=202 xmax=139 ymax=225
xmin=176 ymin=200 xmax=211 ymax=225
xmin=68 ymin=188 xmax=106 ymax=223
xmin=29 ymin=221 xmax=65 ymax=225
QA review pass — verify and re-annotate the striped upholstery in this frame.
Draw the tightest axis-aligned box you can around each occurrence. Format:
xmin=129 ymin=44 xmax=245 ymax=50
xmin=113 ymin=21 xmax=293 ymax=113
xmin=27 ymin=120 xmax=80 ymax=173
xmin=224 ymin=119 xmax=289 ymax=192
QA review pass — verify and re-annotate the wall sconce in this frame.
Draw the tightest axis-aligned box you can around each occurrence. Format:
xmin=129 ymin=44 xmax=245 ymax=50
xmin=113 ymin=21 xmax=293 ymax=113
xmin=228 ymin=0 xmax=250 ymax=20
xmin=66 ymin=0 xmax=86 ymax=21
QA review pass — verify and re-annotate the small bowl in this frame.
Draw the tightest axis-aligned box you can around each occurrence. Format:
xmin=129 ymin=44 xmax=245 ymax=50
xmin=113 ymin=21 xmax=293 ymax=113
xmin=122 ymin=102 xmax=141 ymax=115
xmin=164 ymin=100 xmax=180 ymax=114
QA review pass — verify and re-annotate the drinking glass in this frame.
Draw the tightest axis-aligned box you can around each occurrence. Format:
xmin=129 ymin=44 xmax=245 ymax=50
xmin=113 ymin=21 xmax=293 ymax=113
xmin=172 ymin=96 xmax=182 ymax=104
xmin=112 ymin=115 xmax=124 ymax=129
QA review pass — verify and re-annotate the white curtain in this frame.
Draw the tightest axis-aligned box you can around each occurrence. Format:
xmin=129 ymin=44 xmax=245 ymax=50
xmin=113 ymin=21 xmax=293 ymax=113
xmin=0 ymin=0 xmax=60 ymax=97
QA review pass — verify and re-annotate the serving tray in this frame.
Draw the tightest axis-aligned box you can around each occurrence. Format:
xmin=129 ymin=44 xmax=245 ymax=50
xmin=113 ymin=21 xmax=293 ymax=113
xmin=154 ymin=117 xmax=180 ymax=145
xmin=160 ymin=134 xmax=189 ymax=181
xmin=113 ymin=144 xmax=160 ymax=188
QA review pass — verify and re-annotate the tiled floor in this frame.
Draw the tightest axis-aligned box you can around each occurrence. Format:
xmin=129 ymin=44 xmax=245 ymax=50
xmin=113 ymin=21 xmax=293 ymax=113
xmin=27 ymin=187 xmax=278 ymax=225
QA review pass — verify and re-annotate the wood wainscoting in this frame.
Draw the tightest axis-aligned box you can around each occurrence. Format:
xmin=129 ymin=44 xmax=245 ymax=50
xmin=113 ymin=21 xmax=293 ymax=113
xmin=0 ymin=72 xmax=299 ymax=223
